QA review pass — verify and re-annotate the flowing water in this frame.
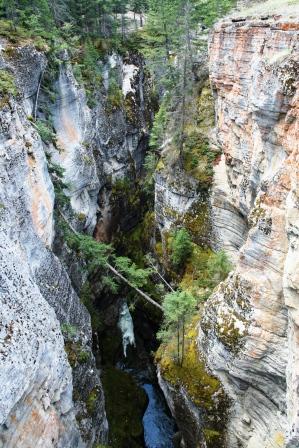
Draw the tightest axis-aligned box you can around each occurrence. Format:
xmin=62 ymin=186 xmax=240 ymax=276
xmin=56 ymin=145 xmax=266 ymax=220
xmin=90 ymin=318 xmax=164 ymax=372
xmin=116 ymin=301 xmax=176 ymax=447
xmin=142 ymin=383 xmax=176 ymax=448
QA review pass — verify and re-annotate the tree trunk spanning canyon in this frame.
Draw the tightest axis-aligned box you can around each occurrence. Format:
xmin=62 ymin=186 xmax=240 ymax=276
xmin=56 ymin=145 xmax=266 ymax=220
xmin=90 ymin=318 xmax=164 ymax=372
xmin=0 ymin=2 xmax=298 ymax=448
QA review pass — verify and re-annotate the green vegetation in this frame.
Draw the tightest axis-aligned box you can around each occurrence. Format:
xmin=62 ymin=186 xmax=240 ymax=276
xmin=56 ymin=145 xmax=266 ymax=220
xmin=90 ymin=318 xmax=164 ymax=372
xmin=107 ymin=77 xmax=124 ymax=111
xmin=156 ymin=319 xmax=228 ymax=447
xmin=115 ymin=211 xmax=155 ymax=265
xmin=86 ymin=387 xmax=100 ymax=415
xmin=61 ymin=322 xmax=78 ymax=338
xmin=159 ymin=290 xmax=196 ymax=366
xmin=149 ymin=96 xmax=168 ymax=150
xmin=111 ymin=177 xmax=141 ymax=210
xmin=0 ymin=69 xmax=17 ymax=97
xmin=64 ymin=341 xmax=90 ymax=367
xmin=80 ymin=282 xmax=104 ymax=332
xmin=61 ymin=323 xmax=91 ymax=367
xmin=47 ymin=160 xmax=71 ymax=208
xmin=35 ymin=119 xmax=55 ymax=143
xmin=170 ymin=228 xmax=193 ymax=270
xmin=206 ymin=250 xmax=232 ymax=286
xmin=157 ymin=321 xmax=221 ymax=407
xmin=238 ymin=0 xmax=299 ymax=16
xmin=93 ymin=445 xmax=110 ymax=448
xmin=180 ymin=246 xmax=232 ymax=300
xmin=0 ymin=0 xmax=241 ymax=445
xmin=102 ymin=367 xmax=147 ymax=448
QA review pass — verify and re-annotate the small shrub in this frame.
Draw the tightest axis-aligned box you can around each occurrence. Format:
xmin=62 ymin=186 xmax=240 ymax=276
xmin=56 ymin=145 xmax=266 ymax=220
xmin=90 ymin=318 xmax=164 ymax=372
xmin=107 ymin=78 xmax=123 ymax=111
xmin=77 ymin=349 xmax=90 ymax=364
xmin=83 ymin=154 xmax=93 ymax=165
xmin=77 ymin=212 xmax=86 ymax=222
xmin=61 ymin=323 xmax=77 ymax=339
xmin=86 ymin=388 xmax=99 ymax=415
xmin=0 ymin=69 xmax=17 ymax=97
xmin=206 ymin=250 xmax=232 ymax=285
xmin=35 ymin=119 xmax=55 ymax=143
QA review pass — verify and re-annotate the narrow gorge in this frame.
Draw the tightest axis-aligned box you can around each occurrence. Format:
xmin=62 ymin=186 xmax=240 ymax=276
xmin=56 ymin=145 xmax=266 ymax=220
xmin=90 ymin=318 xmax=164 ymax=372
xmin=0 ymin=1 xmax=298 ymax=448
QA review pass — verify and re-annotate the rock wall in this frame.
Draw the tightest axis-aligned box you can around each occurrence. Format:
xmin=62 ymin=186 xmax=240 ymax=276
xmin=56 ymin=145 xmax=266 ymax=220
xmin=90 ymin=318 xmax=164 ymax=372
xmin=154 ymin=65 xmax=214 ymax=250
xmin=49 ymin=51 xmax=152 ymax=240
xmin=0 ymin=43 xmax=101 ymax=447
xmin=157 ymin=370 xmax=206 ymax=448
xmin=91 ymin=52 xmax=153 ymax=241
xmin=202 ymin=13 xmax=299 ymax=448
xmin=0 ymin=38 xmax=152 ymax=446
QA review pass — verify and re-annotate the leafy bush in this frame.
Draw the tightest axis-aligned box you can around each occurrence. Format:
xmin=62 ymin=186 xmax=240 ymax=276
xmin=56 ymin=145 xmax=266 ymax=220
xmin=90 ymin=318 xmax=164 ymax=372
xmin=183 ymin=130 xmax=219 ymax=186
xmin=180 ymin=246 xmax=232 ymax=302
xmin=77 ymin=349 xmax=90 ymax=364
xmin=107 ymin=77 xmax=123 ymax=111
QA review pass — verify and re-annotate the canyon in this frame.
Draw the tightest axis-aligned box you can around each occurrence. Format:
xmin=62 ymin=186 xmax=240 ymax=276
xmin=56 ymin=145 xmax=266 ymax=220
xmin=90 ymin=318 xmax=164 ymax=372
xmin=0 ymin=1 xmax=299 ymax=448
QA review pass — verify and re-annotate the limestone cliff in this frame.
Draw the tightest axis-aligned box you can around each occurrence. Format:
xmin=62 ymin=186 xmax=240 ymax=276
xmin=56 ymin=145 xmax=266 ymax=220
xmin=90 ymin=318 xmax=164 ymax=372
xmin=154 ymin=55 xmax=214 ymax=251
xmin=201 ymin=11 xmax=299 ymax=448
xmin=0 ymin=37 xmax=151 ymax=447
xmin=48 ymin=51 xmax=152 ymax=242
xmin=0 ymin=43 xmax=102 ymax=447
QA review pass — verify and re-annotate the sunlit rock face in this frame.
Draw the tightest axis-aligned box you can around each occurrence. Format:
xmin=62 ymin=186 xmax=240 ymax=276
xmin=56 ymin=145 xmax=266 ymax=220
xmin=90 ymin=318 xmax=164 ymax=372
xmin=0 ymin=43 xmax=107 ymax=447
xmin=203 ymin=14 xmax=299 ymax=448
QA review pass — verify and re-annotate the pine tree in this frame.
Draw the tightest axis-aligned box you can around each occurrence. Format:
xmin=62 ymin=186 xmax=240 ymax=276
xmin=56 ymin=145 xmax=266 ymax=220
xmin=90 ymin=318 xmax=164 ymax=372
xmin=171 ymin=228 xmax=193 ymax=270
xmin=160 ymin=290 xmax=196 ymax=366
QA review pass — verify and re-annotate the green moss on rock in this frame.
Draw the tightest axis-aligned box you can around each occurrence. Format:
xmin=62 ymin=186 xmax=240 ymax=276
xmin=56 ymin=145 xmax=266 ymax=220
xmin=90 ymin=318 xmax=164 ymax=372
xmin=80 ymin=282 xmax=104 ymax=333
xmin=203 ymin=428 xmax=222 ymax=445
xmin=156 ymin=319 xmax=229 ymax=448
xmin=102 ymin=367 xmax=147 ymax=448
xmin=64 ymin=341 xmax=90 ymax=368
xmin=86 ymin=387 xmax=100 ymax=415
xmin=0 ymin=69 xmax=17 ymax=97
xmin=124 ymin=92 xmax=138 ymax=125
xmin=156 ymin=321 xmax=221 ymax=409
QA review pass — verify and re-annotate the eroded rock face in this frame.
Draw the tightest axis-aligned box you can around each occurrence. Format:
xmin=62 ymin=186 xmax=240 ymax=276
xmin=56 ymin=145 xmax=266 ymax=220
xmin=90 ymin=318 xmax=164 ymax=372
xmin=157 ymin=370 xmax=205 ymax=448
xmin=202 ymin=15 xmax=299 ymax=447
xmin=0 ymin=36 xmax=154 ymax=446
xmin=51 ymin=60 xmax=100 ymax=233
xmin=0 ymin=44 xmax=107 ymax=447
xmin=91 ymin=53 xmax=153 ymax=241
xmin=154 ymin=71 xmax=214 ymax=249
xmin=49 ymin=51 xmax=152 ymax=241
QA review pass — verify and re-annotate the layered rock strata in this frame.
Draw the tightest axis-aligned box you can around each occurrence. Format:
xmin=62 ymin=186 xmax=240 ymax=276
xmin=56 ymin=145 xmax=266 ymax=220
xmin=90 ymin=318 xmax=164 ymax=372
xmin=202 ymin=13 xmax=299 ymax=448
